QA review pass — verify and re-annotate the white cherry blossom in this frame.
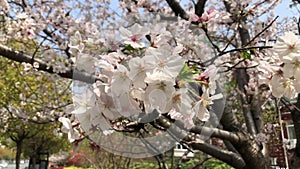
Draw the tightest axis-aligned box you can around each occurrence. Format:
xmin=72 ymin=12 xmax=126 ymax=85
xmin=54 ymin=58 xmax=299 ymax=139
xmin=113 ymin=92 xmax=141 ymax=117
xmin=76 ymin=53 xmax=95 ymax=73
xmin=148 ymin=23 xmax=172 ymax=47
xmin=199 ymin=65 xmax=220 ymax=95
xmin=58 ymin=117 xmax=81 ymax=143
xmin=144 ymin=71 xmax=175 ymax=114
xmin=128 ymin=57 xmax=150 ymax=88
xmin=119 ymin=23 xmax=149 ymax=48
xmin=98 ymin=93 xmax=120 ymax=120
xmin=182 ymin=111 xmax=195 ymax=129
xmin=168 ymin=108 xmax=183 ymax=120
xmin=72 ymin=89 xmax=96 ymax=114
xmin=111 ymin=64 xmax=131 ymax=96
xmin=273 ymin=32 xmax=300 ymax=57
xmin=75 ymin=106 xmax=112 ymax=133
xmin=190 ymin=7 xmax=217 ymax=23
xmin=69 ymin=31 xmax=85 ymax=54
xmin=270 ymin=73 xmax=300 ymax=99
xmin=270 ymin=32 xmax=300 ymax=99
xmin=282 ymin=55 xmax=300 ymax=80
xmin=193 ymin=87 xmax=223 ymax=121
xmin=144 ymin=45 xmax=185 ymax=78
xmin=166 ymin=88 xmax=193 ymax=115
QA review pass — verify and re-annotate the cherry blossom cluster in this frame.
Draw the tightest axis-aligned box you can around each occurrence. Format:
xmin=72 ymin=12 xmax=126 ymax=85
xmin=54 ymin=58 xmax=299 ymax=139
xmin=3 ymin=1 xmax=300 ymax=157
xmin=54 ymin=0 xmax=295 ymax=144
xmin=270 ymin=32 xmax=300 ymax=99
xmin=60 ymin=18 xmax=223 ymax=142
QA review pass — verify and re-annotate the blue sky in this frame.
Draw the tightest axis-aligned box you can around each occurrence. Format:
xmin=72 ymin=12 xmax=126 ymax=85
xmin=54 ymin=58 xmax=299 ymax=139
xmin=109 ymin=0 xmax=298 ymax=19
xmin=274 ymin=0 xmax=298 ymax=19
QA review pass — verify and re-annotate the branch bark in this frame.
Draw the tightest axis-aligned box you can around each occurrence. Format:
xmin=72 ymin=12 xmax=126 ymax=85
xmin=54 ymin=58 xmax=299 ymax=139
xmin=190 ymin=125 xmax=242 ymax=143
xmin=223 ymin=0 xmax=257 ymax=136
xmin=153 ymin=116 xmax=245 ymax=169
xmin=195 ymin=0 xmax=207 ymax=16
xmin=219 ymin=1 xmax=269 ymax=168
xmin=0 ymin=44 xmax=97 ymax=83
xmin=165 ymin=0 xmax=189 ymax=20
xmin=189 ymin=142 xmax=245 ymax=169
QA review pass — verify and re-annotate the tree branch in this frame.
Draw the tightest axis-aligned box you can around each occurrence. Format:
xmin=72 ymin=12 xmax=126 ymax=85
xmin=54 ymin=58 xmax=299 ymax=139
xmin=165 ymin=0 xmax=189 ymax=20
xmin=153 ymin=116 xmax=245 ymax=169
xmin=0 ymin=44 xmax=97 ymax=84
xmin=190 ymin=125 xmax=242 ymax=143
xmin=189 ymin=142 xmax=245 ymax=169
xmin=222 ymin=0 xmax=257 ymax=135
xmin=43 ymin=29 xmax=71 ymax=58
xmin=236 ymin=68 xmax=257 ymax=135
xmin=195 ymin=0 xmax=207 ymax=16
xmin=244 ymin=16 xmax=279 ymax=47
xmin=220 ymin=45 xmax=272 ymax=56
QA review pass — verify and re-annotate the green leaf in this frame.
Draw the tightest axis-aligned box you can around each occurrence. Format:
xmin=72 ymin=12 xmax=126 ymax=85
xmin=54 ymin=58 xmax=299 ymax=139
xmin=241 ymin=51 xmax=251 ymax=59
xmin=176 ymin=63 xmax=197 ymax=82
xmin=124 ymin=44 xmax=136 ymax=51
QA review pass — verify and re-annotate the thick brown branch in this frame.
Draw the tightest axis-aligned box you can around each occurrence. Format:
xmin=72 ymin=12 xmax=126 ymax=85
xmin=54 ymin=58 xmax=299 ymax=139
xmin=128 ymin=111 xmax=242 ymax=143
xmin=165 ymin=0 xmax=189 ymax=20
xmin=236 ymin=68 xmax=257 ymax=135
xmin=189 ymin=142 xmax=245 ymax=169
xmin=153 ymin=116 xmax=245 ymax=169
xmin=222 ymin=0 xmax=257 ymax=135
xmin=195 ymin=0 xmax=207 ymax=16
xmin=0 ymin=44 xmax=97 ymax=83
xmin=190 ymin=125 xmax=242 ymax=143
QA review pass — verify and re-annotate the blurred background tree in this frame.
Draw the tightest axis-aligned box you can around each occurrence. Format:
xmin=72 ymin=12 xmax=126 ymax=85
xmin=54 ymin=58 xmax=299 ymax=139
xmin=0 ymin=40 xmax=72 ymax=169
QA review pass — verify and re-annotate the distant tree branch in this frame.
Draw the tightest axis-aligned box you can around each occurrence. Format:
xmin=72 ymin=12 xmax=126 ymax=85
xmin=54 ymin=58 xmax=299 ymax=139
xmin=0 ymin=44 xmax=97 ymax=84
xmin=43 ymin=29 xmax=71 ymax=58
xmin=244 ymin=16 xmax=279 ymax=47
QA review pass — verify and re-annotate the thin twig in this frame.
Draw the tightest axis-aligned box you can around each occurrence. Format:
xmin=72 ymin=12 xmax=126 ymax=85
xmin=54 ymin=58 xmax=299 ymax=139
xmin=174 ymin=147 xmax=192 ymax=169
xmin=220 ymin=45 xmax=273 ymax=56
xmin=191 ymin=157 xmax=211 ymax=169
xmin=244 ymin=16 xmax=279 ymax=47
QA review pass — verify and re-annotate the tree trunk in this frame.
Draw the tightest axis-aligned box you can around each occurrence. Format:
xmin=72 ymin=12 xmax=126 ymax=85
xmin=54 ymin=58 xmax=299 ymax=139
xmin=15 ymin=140 xmax=23 ymax=169
xmin=31 ymin=155 xmax=37 ymax=169
xmin=235 ymin=134 xmax=269 ymax=169
xmin=220 ymin=118 xmax=269 ymax=168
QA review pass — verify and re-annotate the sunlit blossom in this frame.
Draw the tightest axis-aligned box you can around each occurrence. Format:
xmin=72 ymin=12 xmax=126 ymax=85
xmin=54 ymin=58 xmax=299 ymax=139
xmin=58 ymin=117 xmax=81 ymax=143
xmin=119 ymin=23 xmax=149 ymax=48
xmin=270 ymin=74 xmax=300 ymax=99
xmin=273 ymin=32 xmax=300 ymax=57
xmin=193 ymin=87 xmax=223 ymax=121
xmin=69 ymin=31 xmax=85 ymax=54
